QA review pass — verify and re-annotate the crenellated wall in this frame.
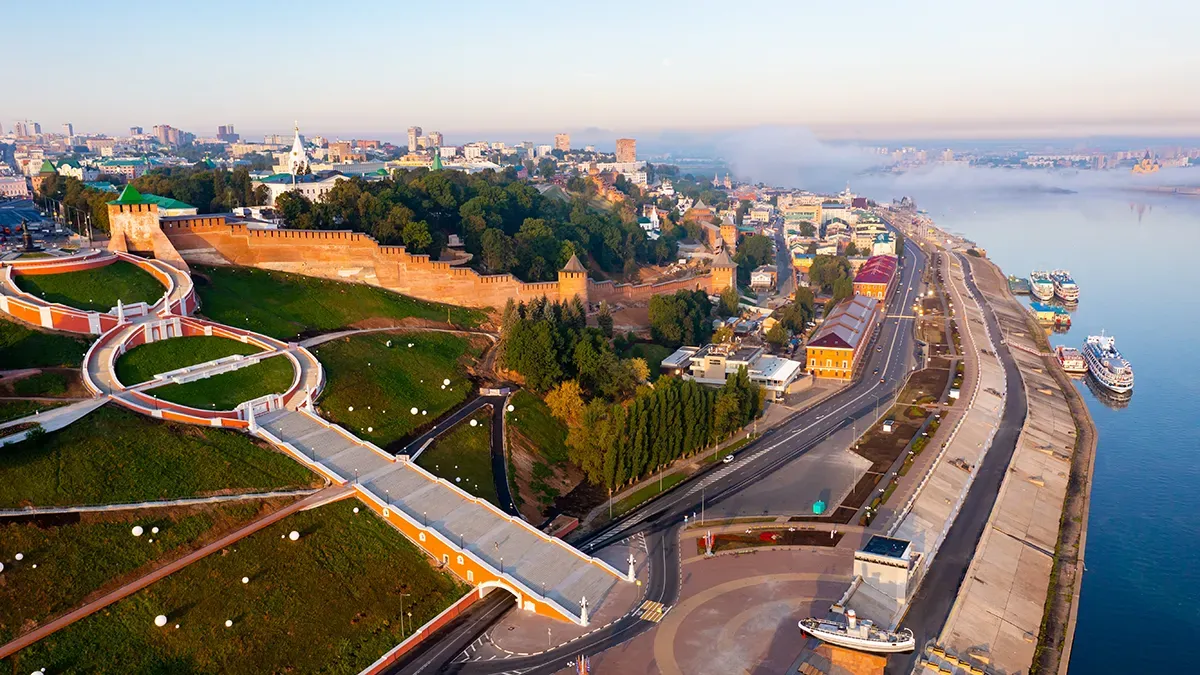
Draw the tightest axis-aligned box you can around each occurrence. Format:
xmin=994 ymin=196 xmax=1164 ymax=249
xmin=158 ymin=217 xmax=718 ymax=310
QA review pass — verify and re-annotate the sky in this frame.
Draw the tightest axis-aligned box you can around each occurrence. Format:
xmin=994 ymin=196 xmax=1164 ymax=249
xmin=5 ymin=0 xmax=1200 ymax=145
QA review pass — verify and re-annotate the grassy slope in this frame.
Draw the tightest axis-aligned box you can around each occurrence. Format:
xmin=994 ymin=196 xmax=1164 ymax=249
xmin=0 ymin=316 xmax=89 ymax=368
xmin=505 ymin=390 xmax=573 ymax=508
xmin=0 ymin=399 xmax=66 ymax=424
xmin=315 ymin=332 xmax=477 ymax=448
xmin=0 ymin=500 xmax=292 ymax=644
xmin=416 ymin=410 xmax=497 ymax=506
xmin=0 ymin=405 xmax=320 ymax=508
xmin=194 ymin=265 xmax=485 ymax=340
xmin=116 ymin=336 xmax=262 ymax=386
xmin=147 ymin=355 xmax=295 ymax=410
xmin=13 ymin=260 xmax=164 ymax=312
xmin=3 ymin=503 xmax=470 ymax=675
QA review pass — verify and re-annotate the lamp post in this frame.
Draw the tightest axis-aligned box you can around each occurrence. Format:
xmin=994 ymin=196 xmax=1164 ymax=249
xmin=400 ymin=593 xmax=410 ymax=635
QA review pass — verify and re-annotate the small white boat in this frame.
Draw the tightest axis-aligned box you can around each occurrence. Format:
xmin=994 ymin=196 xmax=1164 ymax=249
xmin=798 ymin=610 xmax=915 ymax=654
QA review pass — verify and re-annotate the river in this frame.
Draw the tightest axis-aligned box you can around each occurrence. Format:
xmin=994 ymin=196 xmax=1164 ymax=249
xmin=857 ymin=182 xmax=1200 ymax=673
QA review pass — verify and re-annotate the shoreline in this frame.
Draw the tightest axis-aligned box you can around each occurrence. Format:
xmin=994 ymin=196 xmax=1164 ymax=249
xmin=965 ymin=254 xmax=1098 ymax=674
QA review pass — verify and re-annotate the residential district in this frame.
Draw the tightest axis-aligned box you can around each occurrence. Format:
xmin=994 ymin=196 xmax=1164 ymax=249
xmin=0 ymin=120 xmax=1097 ymax=675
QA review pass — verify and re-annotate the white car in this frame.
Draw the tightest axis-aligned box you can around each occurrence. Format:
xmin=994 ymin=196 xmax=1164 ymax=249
xmin=722 ymin=454 xmax=735 ymax=464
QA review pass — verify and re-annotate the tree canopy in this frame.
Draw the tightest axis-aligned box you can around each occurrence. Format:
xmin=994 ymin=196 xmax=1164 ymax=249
xmin=648 ymin=290 xmax=713 ymax=347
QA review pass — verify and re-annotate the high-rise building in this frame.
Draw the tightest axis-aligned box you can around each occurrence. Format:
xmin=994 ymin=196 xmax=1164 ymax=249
xmin=62 ymin=123 xmax=74 ymax=137
xmin=429 ymin=131 xmax=443 ymax=147
xmin=154 ymin=124 xmax=172 ymax=145
xmin=615 ymin=138 xmax=636 ymax=162
xmin=130 ymin=126 xmax=143 ymax=136
xmin=217 ymin=124 xmax=240 ymax=142
xmin=30 ymin=122 xmax=41 ymax=135
xmin=554 ymin=133 xmax=570 ymax=152
xmin=407 ymin=126 xmax=422 ymax=152
xmin=14 ymin=121 xmax=28 ymax=137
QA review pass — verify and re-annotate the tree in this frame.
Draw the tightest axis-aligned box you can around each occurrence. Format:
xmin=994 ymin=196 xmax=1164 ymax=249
xmin=629 ymin=358 xmax=650 ymax=383
xmin=649 ymin=290 xmax=712 ymax=347
xmin=274 ymin=191 xmax=312 ymax=225
xmin=718 ymin=284 xmax=740 ymax=317
xmin=808 ymin=255 xmax=852 ymax=292
xmin=830 ymin=277 xmax=855 ymax=307
xmin=401 ymin=220 xmax=432 ymax=254
xmin=597 ymin=301 xmax=613 ymax=337
xmin=538 ymin=158 xmax=557 ymax=178
xmin=766 ymin=321 xmax=788 ymax=347
xmin=799 ymin=221 xmax=816 ymax=237
xmin=845 ymin=241 xmax=860 ymax=257
xmin=480 ymin=228 xmax=516 ymax=273
xmin=713 ymin=324 xmax=734 ymax=344
xmin=546 ymin=380 xmax=585 ymax=427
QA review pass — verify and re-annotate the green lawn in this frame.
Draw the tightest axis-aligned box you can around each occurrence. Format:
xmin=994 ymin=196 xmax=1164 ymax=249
xmin=116 ymin=336 xmax=263 ymax=386
xmin=0 ymin=315 xmax=89 ymax=368
xmin=0 ymin=399 xmax=66 ymax=424
xmin=13 ymin=260 xmax=165 ymax=312
xmin=194 ymin=265 xmax=486 ymax=340
xmin=416 ymin=409 xmax=498 ymax=506
xmin=621 ymin=342 xmax=673 ymax=380
xmin=3 ymin=503 xmax=470 ymax=675
xmin=0 ymin=500 xmax=292 ymax=644
xmin=0 ymin=405 xmax=320 ymax=508
xmin=17 ymin=252 xmax=53 ymax=259
xmin=315 ymin=332 xmax=479 ymax=448
xmin=147 ymin=355 xmax=295 ymax=410
xmin=6 ymin=370 xmax=77 ymax=397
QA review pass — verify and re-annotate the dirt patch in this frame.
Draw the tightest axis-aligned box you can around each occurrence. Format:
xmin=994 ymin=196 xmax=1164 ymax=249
xmin=609 ymin=304 xmax=651 ymax=334
xmin=899 ymin=368 xmax=950 ymax=405
xmin=698 ymin=529 xmax=844 ymax=554
xmin=507 ymin=428 xmax=584 ymax=524
xmin=555 ymin=480 xmax=609 ymax=525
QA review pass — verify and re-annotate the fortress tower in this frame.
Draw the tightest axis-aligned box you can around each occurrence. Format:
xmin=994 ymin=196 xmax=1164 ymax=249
xmin=711 ymin=245 xmax=737 ymax=295
xmin=557 ymin=253 xmax=589 ymax=304
xmin=106 ymin=185 xmax=189 ymax=270
xmin=720 ymin=221 xmax=738 ymax=251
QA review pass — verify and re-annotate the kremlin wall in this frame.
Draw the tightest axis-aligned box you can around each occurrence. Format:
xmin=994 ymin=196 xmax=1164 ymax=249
xmin=108 ymin=197 xmax=732 ymax=310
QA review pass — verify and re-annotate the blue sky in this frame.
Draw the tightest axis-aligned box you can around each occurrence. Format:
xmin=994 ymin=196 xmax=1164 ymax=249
xmin=5 ymin=0 xmax=1199 ymax=143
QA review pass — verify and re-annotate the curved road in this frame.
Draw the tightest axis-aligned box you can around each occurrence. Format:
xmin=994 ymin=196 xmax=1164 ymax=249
xmin=391 ymin=235 xmax=930 ymax=674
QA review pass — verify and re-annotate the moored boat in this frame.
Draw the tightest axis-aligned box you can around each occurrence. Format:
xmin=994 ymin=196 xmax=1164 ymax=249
xmin=1055 ymin=345 xmax=1087 ymax=373
xmin=1030 ymin=271 xmax=1055 ymax=301
xmin=1031 ymin=302 xmax=1071 ymax=328
xmin=1082 ymin=333 xmax=1133 ymax=394
xmin=798 ymin=610 xmax=915 ymax=654
xmin=1051 ymin=269 xmax=1079 ymax=302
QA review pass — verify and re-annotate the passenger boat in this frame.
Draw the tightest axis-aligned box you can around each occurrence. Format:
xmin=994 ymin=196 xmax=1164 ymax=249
xmin=1051 ymin=269 xmax=1079 ymax=302
xmin=1082 ymin=333 xmax=1133 ymax=394
xmin=1055 ymin=345 xmax=1087 ymax=373
xmin=1029 ymin=271 xmax=1055 ymax=301
xmin=1031 ymin=302 xmax=1071 ymax=328
xmin=798 ymin=610 xmax=915 ymax=654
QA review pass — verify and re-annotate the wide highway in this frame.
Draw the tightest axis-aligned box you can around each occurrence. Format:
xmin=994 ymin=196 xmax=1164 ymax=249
xmin=392 ymin=232 xmax=928 ymax=675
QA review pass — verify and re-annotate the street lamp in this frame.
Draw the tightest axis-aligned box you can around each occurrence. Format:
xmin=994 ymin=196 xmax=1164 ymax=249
xmin=400 ymin=593 xmax=411 ymax=635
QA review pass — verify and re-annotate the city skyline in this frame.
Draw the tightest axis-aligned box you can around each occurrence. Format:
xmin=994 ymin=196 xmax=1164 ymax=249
xmin=5 ymin=0 xmax=1200 ymax=140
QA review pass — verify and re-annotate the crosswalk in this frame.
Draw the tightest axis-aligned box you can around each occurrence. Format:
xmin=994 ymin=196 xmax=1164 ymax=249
xmin=638 ymin=600 xmax=667 ymax=622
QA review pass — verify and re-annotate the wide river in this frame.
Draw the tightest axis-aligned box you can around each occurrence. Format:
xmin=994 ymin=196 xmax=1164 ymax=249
xmin=856 ymin=180 xmax=1200 ymax=673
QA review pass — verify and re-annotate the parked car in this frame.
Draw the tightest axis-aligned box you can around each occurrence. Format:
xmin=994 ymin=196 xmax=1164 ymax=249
xmin=722 ymin=454 xmax=735 ymax=464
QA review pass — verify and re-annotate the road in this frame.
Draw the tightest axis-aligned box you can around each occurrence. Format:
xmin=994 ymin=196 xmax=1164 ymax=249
xmin=883 ymin=250 xmax=1028 ymax=674
xmin=392 ymin=233 xmax=929 ymax=674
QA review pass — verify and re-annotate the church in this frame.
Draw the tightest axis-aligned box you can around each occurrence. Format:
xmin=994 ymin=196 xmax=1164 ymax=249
xmin=253 ymin=123 xmax=348 ymax=205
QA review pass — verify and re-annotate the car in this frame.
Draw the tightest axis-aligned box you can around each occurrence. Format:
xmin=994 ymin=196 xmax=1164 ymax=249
xmin=877 ymin=346 xmax=883 ymax=352
xmin=722 ymin=454 xmax=735 ymax=464
xmin=880 ymin=377 xmax=886 ymax=383
xmin=873 ymin=368 xmax=879 ymax=374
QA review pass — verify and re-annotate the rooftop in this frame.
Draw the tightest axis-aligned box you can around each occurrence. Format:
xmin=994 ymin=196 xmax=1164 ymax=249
xmin=860 ymin=535 xmax=911 ymax=560
xmin=807 ymin=294 xmax=879 ymax=350
xmin=853 ymin=254 xmax=898 ymax=285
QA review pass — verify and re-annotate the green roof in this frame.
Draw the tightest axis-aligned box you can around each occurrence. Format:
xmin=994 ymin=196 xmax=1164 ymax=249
xmin=106 ymin=185 xmax=195 ymax=211
xmin=110 ymin=185 xmax=149 ymax=205
xmin=38 ymin=160 xmax=56 ymax=173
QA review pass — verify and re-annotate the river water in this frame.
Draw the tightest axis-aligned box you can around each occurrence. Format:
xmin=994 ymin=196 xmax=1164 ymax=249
xmin=858 ymin=183 xmax=1200 ymax=673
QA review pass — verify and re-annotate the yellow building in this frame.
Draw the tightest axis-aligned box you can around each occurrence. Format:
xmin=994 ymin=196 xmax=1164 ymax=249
xmin=805 ymin=294 xmax=879 ymax=380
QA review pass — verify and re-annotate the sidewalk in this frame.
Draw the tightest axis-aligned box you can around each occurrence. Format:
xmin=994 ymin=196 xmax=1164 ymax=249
xmin=0 ymin=396 xmax=106 ymax=444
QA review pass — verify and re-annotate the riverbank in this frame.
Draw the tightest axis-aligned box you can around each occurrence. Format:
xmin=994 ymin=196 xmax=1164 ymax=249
xmin=935 ymin=247 xmax=1097 ymax=673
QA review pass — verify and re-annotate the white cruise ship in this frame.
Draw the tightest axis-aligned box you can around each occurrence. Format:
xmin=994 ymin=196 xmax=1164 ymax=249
xmin=1083 ymin=333 xmax=1133 ymax=394
xmin=1030 ymin=271 xmax=1055 ymax=301
xmin=1051 ymin=269 xmax=1079 ymax=302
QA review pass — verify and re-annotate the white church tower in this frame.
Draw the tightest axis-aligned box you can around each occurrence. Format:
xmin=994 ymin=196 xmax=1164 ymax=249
xmin=288 ymin=122 xmax=309 ymax=175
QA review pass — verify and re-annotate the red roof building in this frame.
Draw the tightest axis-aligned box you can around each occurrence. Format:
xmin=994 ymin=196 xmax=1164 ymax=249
xmin=853 ymin=255 xmax=898 ymax=300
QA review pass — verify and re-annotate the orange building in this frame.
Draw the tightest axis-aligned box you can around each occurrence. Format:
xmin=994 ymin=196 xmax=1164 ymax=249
xmin=852 ymin=254 xmax=898 ymax=300
xmin=615 ymin=138 xmax=636 ymax=163
xmin=805 ymin=294 xmax=879 ymax=380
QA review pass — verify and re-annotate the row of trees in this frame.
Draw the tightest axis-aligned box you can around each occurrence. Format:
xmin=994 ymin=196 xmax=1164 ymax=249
xmin=131 ymin=167 xmax=269 ymax=213
xmin=808 ymin=255 xmax=855 ymax=310
xmin=36 ymin=175 xmax=116 ymax=233
xmin=548 ymin=370 xmax=761 ymax=491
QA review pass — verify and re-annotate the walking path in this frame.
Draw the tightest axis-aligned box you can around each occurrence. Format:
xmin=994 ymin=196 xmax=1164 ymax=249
xmin=0 ymin=485 xmax=352 ymax=661
xmin=0 ymin=397 xmax=106 ymax=444
xmin=0 ymin=488 xmax=321 ymax=518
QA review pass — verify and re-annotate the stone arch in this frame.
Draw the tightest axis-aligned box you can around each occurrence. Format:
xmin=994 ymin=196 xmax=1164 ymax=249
xmin=477 ymin=578 xmax=523 ymax=605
